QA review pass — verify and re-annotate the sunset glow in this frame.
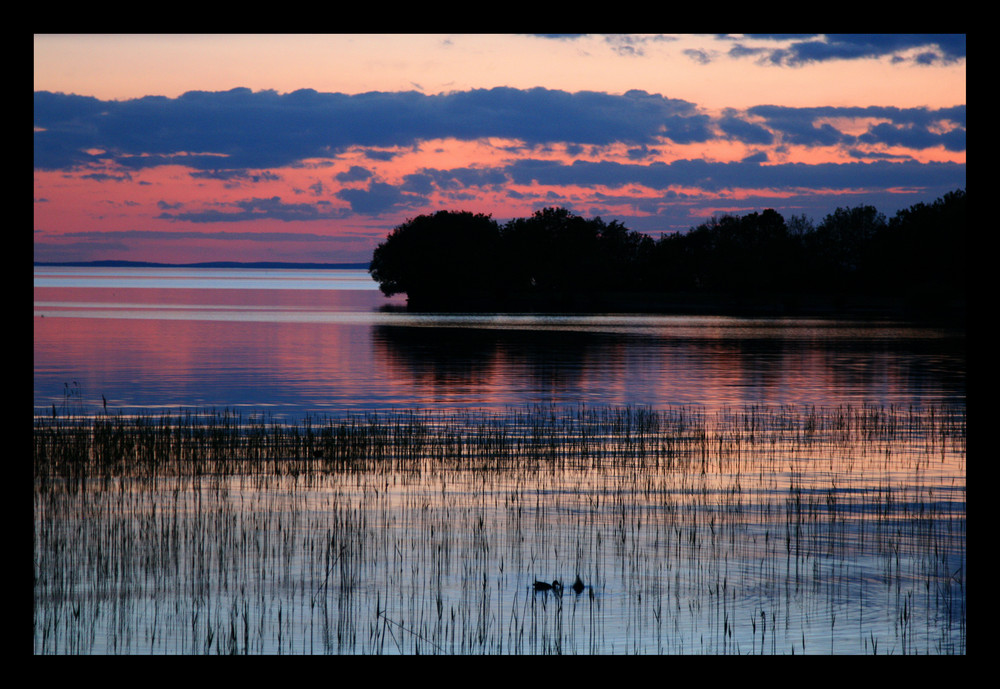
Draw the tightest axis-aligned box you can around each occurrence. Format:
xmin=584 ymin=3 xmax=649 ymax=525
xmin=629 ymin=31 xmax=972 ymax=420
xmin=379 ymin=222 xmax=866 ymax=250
xmin=34 ymin=34 xmax=966 ymax=264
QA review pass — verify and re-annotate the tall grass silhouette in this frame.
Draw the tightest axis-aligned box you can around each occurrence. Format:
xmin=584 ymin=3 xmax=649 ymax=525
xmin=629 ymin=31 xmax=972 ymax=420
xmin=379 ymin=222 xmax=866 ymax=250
xmin=34 ymin=403 xmax=965 ymax=654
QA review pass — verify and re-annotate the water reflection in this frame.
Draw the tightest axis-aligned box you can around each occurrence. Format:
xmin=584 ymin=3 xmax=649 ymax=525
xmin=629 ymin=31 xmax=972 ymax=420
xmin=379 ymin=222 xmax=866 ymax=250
xmin=373 ymin=320 xmax=965 ymax=411
xmin=34 ymin=266 xmax=381 ymax=291
xmin=33 ymin=267 xmax=965 ymax=418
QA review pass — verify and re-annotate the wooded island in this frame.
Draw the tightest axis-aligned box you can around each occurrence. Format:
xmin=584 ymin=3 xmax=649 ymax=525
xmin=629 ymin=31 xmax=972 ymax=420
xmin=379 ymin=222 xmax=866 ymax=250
xmin=369 ymin=190 xmax=965 ymax=317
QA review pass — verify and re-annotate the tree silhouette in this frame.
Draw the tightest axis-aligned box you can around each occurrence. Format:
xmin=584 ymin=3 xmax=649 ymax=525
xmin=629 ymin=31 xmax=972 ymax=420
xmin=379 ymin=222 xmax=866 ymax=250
xmin=367 ymin=191 xmax=965 ymax=316
xmin=803 ymin=205 xmax=887 ymax=292
xmin=883 ymin=188 xmax=965 ymax=298
xmin=369 ymin=210 xmax=501 ymax=308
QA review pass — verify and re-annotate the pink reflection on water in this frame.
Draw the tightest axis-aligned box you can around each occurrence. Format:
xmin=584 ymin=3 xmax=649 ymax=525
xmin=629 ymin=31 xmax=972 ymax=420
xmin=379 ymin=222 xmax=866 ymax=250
xmin=34 ymin=271 xmax=965 ymax=418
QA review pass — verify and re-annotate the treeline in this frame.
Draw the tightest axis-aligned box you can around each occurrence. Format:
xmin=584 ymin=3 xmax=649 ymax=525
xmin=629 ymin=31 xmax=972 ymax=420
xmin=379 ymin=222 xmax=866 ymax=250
xmin=368 ymin=189 xmax=965 ymax=314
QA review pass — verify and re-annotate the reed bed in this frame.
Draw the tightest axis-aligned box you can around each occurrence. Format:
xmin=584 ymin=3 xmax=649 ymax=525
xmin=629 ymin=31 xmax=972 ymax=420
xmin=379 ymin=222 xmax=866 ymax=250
xmin=33 ymin=403 xmax=965 ymax=654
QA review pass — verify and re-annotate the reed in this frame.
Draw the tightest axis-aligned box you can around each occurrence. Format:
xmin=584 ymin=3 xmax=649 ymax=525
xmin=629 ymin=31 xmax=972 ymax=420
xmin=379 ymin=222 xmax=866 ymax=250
xmin=34 ymin=403 xmax=965 ymax=654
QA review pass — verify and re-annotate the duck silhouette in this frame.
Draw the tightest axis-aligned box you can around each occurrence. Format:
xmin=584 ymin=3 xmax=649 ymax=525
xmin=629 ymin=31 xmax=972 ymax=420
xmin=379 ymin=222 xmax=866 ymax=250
xmin=533 ymin=579 xmax=562 ymax=593
xmin=572 ymin=575 xmax=585 ymax=595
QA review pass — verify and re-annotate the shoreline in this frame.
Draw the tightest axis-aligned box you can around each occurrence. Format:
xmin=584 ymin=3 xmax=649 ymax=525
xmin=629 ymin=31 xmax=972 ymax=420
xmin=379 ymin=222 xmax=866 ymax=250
xmin=404 ymin=289 xmax=966 ymax=323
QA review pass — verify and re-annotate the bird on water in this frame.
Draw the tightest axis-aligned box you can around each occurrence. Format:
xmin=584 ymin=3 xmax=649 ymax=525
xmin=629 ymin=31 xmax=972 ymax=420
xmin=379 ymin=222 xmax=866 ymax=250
xmin=533 ymin=579 xmax=562 ymax=592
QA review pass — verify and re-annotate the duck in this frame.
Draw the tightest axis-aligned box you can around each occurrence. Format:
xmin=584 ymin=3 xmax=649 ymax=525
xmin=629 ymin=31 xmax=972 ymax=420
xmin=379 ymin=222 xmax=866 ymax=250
xmin=572 ymin=575 xmax=585 ymax=595
xmin=533 ymin=579 xmax=562 ymax=592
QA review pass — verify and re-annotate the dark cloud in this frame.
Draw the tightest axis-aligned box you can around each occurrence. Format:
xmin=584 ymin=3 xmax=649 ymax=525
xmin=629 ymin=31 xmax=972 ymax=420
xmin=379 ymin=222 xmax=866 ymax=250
xmin=730 ymin=34 xmax=965 ymax=65
xmin=531 ymin=34 xmax=678 ymax=56
xmin=626 ymin=145 xmax=657 ymax=160
xmin=335 ymin=165 xmax=374 ymax=182
xmin=717 ymin=114 xmax=774 ymax=145
xmin=683 ymin=49 xmax=712 ymax=65
xmin=35 ymin=88 xmax=963 ymax=178
xmin=360 ymin=149 xmax=401 ymax=162
xmin=190 ymin=169 xmax=281 ymax=183
xmin=530 ymin=34 xmax=587 ymax=41
xmin=335 ymin=181 xmax=426 ymax=216
xmin=748 ymin=105 xmax=966 ymax=151
xmin=158 ymin=196 xmax=342 ymax=223
xmin=857 ymin=122 xmax=966 ymax=152
xmin=506 ymin=156 xmax=965 ymax=194
xmin=80 ymin=171 xmax=133 ymax=183
xmin=414 ymin=167 xmax=509 ymax=191
xmin=155 ymin=152 xmax=963 ymax=224
xmin=33 ymin=87 xmax=710 ymax=171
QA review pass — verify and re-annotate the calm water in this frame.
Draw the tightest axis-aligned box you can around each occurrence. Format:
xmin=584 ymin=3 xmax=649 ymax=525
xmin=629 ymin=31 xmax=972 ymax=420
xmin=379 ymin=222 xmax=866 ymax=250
xmin=34 ymin=266 xmax=965 ymax=418
xmin=33 ymin=266 xmax=966 ymax=654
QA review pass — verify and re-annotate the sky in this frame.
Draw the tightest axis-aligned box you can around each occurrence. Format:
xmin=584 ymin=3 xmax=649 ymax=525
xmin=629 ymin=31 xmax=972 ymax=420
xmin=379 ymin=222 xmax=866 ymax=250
xmin=33 ymin=34 xmax=966 ymax=265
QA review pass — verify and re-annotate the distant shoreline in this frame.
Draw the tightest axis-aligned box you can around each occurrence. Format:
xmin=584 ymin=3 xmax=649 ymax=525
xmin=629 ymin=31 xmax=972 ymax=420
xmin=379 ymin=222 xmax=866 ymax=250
xmin=34 ymin=260 xmax=370 ymax=270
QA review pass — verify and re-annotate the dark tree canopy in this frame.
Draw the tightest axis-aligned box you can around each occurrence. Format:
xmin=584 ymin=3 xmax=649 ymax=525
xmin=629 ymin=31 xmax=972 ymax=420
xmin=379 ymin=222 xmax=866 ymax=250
xmin=499 ymin=207 xmax=653 ymax=294
xmin=368 ymin=191 xmax=965 ymax=316
xmin=369 ymin=210 xmax=501 ymax=305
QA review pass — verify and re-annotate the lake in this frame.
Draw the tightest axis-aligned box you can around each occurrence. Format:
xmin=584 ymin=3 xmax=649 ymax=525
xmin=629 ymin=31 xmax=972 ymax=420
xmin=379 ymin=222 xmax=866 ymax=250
xmin=33 ymin=266 xmax=966 ymax=654
xmin=34 ymin=266 xmax=965 ymax=418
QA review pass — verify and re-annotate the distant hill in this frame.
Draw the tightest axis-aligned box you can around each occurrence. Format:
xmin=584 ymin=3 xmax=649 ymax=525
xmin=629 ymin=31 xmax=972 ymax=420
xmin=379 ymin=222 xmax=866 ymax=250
xmin=34 ymin=260 xmax=370 ymax=270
